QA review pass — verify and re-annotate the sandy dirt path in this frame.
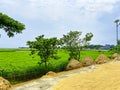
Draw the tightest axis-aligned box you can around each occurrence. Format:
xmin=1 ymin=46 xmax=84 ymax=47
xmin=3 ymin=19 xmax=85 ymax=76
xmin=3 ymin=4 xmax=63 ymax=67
xmin=53 ymin=61 xmax=120 ymax=90
xmin=12 ymin=64 xmax=96 ymax=90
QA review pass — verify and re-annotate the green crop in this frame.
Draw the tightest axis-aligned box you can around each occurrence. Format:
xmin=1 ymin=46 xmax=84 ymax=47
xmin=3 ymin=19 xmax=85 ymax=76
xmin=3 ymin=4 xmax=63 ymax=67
xmin=0 ymin=48 xmax=112 ymax=84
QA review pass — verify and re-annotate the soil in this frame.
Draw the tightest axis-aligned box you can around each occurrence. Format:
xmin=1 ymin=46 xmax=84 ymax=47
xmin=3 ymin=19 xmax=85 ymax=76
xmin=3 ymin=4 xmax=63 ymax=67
xmin=53 ymin=61 xmax=120 ymax=90
xmin=12 ymin=65 xmax=96 ymax=90
xmin=12 ymin=61 xmax=120 ymax=90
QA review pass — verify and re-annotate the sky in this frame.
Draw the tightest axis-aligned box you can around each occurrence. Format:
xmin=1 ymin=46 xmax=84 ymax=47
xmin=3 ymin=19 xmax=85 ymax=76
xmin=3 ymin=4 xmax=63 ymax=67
xmin=0 ymin=0 xmax=120 ymax=48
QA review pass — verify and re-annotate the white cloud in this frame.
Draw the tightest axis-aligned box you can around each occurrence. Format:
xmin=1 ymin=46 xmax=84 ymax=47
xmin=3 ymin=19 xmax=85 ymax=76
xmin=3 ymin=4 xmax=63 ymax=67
xmin=0 ymin=0 xmax=119 ymax=20
xmin=0 ymin=0 xmax=120 ymax=47
xmin=0 ymin=0 xmax=14 ymax=5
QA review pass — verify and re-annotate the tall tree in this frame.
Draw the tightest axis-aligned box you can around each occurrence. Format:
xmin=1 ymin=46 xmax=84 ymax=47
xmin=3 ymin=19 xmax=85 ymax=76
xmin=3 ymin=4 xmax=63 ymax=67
xmin=0 ymin=13 xmax=25 ymax=37
xmin=61 ymin=31 xmax=93 ymax=60
xmin=27 ymin=35 xmax=59 ymax=71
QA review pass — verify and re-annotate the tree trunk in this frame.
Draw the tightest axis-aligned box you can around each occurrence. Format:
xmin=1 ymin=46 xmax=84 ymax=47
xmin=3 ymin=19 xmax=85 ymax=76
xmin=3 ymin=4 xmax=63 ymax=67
xmin=78 ymin=50 xmax=80 ymax=61
xmin=45 ymin=61 xmax=48 ymax=72
xmin=78 ymin=47 xmax=82 ymax=61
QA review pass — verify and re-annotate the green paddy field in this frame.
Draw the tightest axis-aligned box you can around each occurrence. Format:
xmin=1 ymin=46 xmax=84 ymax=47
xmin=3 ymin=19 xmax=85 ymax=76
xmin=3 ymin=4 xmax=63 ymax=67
xmin=0 ymin=48 xmax=112 ymax=83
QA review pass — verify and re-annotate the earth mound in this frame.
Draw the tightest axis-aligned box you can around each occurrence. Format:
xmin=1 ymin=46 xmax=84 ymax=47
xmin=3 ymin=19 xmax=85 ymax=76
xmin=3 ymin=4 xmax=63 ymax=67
xmin=95 ymin=54 xmax=111 ymax=64
xmin=46 ymin=71 xmax=56 ymax=76
xmin=81 ymin=56 xmax=94 ymax=66
xmin=112 ymin=53 xmax=120 ymax=60
xmin=66 ymin=59 xmax=82 ymax=70
xmin=0 ymin=77 xmax=11 ymax=90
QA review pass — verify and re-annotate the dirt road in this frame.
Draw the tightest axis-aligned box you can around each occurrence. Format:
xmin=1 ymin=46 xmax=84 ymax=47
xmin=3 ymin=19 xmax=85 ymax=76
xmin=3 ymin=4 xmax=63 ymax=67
xmin=53 ymin=61 xmax=120 ymax=90
xmin=12 ymin=64 xmax=96 ymax=90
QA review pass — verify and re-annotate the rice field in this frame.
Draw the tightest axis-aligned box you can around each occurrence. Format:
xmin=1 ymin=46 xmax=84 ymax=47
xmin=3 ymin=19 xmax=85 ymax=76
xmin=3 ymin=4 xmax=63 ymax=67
xmin=0 ymin=48 xmax=112 ymax=83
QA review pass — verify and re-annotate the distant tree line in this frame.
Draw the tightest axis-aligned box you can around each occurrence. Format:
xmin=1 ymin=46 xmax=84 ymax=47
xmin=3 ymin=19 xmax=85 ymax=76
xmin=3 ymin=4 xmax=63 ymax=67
xmin=88 ymin=44 xmax=114 ymax=50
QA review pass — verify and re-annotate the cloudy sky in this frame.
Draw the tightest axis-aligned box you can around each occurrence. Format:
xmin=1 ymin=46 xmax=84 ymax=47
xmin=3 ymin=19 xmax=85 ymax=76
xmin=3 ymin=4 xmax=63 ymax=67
xmin=0 ymin=0 xmax=120 ymax=48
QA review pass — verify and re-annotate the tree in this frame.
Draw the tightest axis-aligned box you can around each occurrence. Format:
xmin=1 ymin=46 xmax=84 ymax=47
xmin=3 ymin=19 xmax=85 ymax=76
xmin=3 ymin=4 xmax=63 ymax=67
xmin=94 ymin=45 xmax=103 ymax=50
xmin=109 ymin=46 xmax=120 ymax=54
xmin=109 ymin=41 xmax=120 ymax=54
xmin=118 ymin=40 xmax=120 ymax=45
xmin=61 ymin=31 xmax=93 ymax=60
xmin=27 ymin=35 xmax=59 ymax=71
xmin=0 ymin=13 xmax=25 ymax=37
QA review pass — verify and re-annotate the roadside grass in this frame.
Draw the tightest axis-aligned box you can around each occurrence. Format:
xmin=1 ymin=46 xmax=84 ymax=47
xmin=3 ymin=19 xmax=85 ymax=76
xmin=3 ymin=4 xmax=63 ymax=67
xmin=0 ymin=48 xmax=112 ymax=84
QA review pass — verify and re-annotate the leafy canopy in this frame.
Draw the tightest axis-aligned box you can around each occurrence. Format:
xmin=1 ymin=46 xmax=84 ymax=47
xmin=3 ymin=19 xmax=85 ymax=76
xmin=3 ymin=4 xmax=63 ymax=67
xmin=27 ymin=35 xmax=59 ymax=71
xmin=61 ymin=31 xmax=93 ymax=60
xmin=0 ymin=13 xmax=25 ymax=37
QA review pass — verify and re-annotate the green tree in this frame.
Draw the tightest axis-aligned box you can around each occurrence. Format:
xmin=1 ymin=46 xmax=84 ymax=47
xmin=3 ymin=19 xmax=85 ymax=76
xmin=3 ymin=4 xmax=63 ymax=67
xmin=118 ymin=40 xmax=120 ymax=45
xmin=109 ymin=45 xmax=120 ymax=54
xmin=94 ymin=45 xmax=103 ymax=50
xmin=61 ymin=31 xmax=93 ymax=60
xmin=109 ymin=40 xmax=120 ymax=54
xmin=0 ymin=13 xmax=25 ymax=37
xmin=27 ymin=35 xmax=59 ymax=71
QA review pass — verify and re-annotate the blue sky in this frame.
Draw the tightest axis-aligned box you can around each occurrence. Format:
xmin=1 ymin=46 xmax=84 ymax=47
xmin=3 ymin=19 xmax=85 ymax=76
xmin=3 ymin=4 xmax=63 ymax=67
xmin=0 ymin=0 xmax=120 ymax=48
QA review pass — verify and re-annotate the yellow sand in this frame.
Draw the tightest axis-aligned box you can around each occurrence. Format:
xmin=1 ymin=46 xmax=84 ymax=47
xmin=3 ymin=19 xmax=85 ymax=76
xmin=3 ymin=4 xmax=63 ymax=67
xmin=53 ymin=62 xmax=120 ymax=90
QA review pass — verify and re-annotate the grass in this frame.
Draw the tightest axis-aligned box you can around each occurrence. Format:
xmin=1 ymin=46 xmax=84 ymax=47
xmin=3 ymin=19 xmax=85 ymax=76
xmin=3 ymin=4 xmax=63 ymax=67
xmin=80 ymin=50 xmax=112 ymax=60
xmin=0 ymin=48 xmax=112 ymax=84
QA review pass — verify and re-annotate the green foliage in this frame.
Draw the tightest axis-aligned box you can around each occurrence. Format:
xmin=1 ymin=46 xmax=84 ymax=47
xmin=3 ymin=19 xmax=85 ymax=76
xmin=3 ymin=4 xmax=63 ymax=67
xmin=118 ymin=40 xmax=120 ymax=45
xmin=0 ymin=13 xmax=25 ymax=37
xmin=89 ymin=45 xmax=103 ymax=50
xmin=61 ymin=31 xmax=81 ymax=60
xmin=0 ymin=49 xmax=112 ymax=84
xmin=61 ymin=31 xmax=93 ymax=60
xmin=83 ymin=32 xmax=93 ymax=47
xmin=109 ymin=45 xmax=120 ymax=54
xmin=27 ymin=35 xmax=59 ymax=71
